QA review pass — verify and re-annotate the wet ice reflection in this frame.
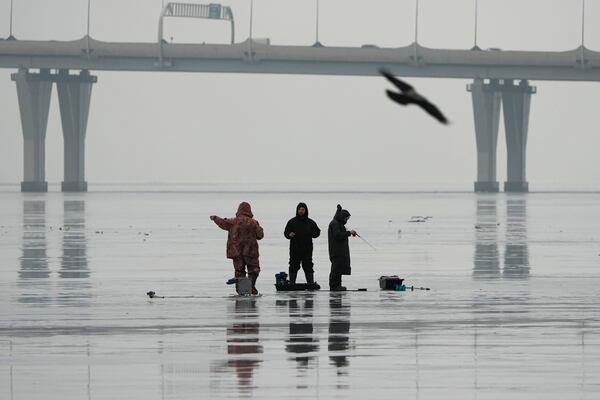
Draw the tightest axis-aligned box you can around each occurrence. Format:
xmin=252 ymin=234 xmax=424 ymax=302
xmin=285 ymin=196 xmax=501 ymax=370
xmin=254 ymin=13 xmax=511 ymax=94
xmin=60 ymin=200 xmax=89 ymax=279
xmin=473 ymin=195 xmax=500 ymax=279
xmin=223 ymin=298 xmax=263 ymax=393
xmin=474 ymin=194 xmax=529 ymax=279
xmin=2 ymin=192 xmax=600 ymax=399
xmin=59 ymin=199 xmax=91 ymax=306
xmin=328 ymin=293 xmax=351 ymax=374
xmin=18 ymin=200 xmax=51 ymax=305
xmin=16 ymin=198 xmax=91 ymax=307
xmin=504 ymin=196 xmax=529 ymax=279
xmin=283 ymin=294 xmax=319 ymax=369
xmin=19 ymin=200 xmax=49 ymax=279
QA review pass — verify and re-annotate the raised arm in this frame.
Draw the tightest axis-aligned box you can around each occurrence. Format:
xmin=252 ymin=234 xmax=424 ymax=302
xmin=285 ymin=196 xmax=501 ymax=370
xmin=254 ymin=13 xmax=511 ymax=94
xmin=210 ymin=215 xmax=233 ymax=231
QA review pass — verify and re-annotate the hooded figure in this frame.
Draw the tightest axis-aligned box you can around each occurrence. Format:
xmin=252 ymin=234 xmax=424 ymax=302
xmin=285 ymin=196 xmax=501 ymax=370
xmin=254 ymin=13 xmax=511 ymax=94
xmin=327 ymin=204 xmax=357 ymax=291
xmin=210 ymin=202 xmax=264 ymax=294
xmin=284 ymin=202 xmax=321 ymax=284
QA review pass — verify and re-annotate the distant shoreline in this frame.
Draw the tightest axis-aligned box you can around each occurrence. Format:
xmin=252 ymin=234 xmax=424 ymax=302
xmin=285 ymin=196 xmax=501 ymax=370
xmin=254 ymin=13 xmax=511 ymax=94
xmin=0 ymin=183 xmax=599 ymax=195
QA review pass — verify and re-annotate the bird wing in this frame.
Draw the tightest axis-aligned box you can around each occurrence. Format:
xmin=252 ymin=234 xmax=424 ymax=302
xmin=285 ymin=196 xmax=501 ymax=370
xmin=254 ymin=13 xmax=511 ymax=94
xmin=386 ymin=90 xmax=410 ymax=105
xmin=379 ymin=69 xmax=414 ymax=93
xmin=418 ymin=100 xmax=449 ymax=124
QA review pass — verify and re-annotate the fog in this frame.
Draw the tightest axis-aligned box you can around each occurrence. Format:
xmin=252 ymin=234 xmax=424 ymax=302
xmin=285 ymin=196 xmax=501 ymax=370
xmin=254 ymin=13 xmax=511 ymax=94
xmin=1 ymin=0 xmax=599 ymax=190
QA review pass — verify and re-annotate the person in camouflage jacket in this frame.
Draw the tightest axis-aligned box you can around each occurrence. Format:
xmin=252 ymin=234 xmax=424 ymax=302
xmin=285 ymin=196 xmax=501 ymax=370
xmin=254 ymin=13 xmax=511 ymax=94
xmin=210 ymin=202 xmax=264 ymax=294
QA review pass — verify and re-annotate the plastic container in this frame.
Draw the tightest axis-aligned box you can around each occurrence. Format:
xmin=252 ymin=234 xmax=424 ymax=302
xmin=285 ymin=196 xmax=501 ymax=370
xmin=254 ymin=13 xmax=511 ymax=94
xmin=379 ymin=275 xmax=404 ymax=290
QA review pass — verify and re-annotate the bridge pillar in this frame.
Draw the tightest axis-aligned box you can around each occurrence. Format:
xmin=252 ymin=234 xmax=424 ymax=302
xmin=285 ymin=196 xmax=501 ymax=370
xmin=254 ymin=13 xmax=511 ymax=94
xmin=468 ymin=79 xmax=501 ymax=193
xmin=56 ymin=70 xmax=97 ymax=192
xmin=11 ymin=68 xmax=52 ymax=192
xmin=502 ymin=80 xmax=535 ymax=193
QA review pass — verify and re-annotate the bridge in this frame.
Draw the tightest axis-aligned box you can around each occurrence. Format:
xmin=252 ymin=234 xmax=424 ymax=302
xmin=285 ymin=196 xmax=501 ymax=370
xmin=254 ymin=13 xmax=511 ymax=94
xmin=1 ymin=2 xmax=599 ymax=192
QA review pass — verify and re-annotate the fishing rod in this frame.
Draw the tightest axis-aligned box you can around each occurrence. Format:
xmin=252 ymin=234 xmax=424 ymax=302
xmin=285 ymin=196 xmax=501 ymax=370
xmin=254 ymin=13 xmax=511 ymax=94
xmin=355 ymin=233 xmax=377 ymax=251
xmin=379 ymin=284 xmax=430 ymax=292
xmin=404 ymin=285 xmax=430 ymax=291
xmin=146 ymin=291 xmax=208 ymax=299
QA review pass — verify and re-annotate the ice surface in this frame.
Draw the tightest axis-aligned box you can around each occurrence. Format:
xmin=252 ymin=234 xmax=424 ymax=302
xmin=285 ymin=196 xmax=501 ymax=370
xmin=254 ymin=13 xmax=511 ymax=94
xmin=1 ymin=191 xmax=599 ymax=399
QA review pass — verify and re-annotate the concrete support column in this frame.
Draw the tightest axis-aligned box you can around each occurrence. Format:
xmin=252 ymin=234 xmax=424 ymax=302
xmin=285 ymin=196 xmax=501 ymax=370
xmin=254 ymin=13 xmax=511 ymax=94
xmin=56 ymin=70 xmax=97 ymax=192
xmin=502 ymin=80 xmax=535 ymax=193
xmin=468 ymin=79 xmax=501 ymax=192
xmin=11 ymin=68 xmax=52 ymax=192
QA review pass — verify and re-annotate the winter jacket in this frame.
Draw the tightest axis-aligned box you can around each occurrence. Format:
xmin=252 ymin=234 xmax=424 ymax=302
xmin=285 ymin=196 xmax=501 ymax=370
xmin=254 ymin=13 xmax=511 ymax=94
xmin=212 ymin=202 xmax=264 ymax=259
xmin=328 ymin=204 xmax=352 ymax=275
xmin=284 ymin=202 xmax=321 ymax=256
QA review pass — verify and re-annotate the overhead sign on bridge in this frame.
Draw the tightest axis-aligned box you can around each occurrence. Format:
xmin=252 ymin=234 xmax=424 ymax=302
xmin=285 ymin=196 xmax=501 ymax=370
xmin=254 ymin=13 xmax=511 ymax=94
xmin=208 ymin=4 xmax=222 ymax=19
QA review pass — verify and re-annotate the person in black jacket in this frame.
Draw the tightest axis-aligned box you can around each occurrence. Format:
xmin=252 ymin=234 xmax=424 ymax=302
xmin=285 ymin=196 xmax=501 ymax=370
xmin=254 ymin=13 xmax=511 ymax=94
xmin=328 ymin=204 xmax=357 ymax=291
xmin=284 ymin=202 xmax=321 ymax=285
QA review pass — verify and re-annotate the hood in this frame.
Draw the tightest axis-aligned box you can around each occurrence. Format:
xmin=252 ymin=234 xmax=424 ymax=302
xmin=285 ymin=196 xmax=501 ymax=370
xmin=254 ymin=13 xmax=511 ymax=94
xmin=296 ymin=202 xmax=308 ymax=218
xmin=333 ymin=204 xmax=350 ymax=224
xmin=236 ymin=202 xmax=253 ymax=218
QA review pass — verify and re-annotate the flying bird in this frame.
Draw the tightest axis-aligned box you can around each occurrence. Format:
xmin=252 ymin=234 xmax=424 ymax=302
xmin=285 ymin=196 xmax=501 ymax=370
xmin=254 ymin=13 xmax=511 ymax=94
xmin=379 ymin=68 xmax=449 ymax=124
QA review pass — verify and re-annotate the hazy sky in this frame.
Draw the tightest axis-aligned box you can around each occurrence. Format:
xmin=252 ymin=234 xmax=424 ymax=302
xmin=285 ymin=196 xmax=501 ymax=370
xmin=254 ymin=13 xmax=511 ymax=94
xmin=1 ymin=0 xmax=599 ymax=190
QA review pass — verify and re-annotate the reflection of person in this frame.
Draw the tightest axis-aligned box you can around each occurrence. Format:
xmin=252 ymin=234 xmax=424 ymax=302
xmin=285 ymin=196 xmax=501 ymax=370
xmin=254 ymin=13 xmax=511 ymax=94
xmin=327 ymin=204 xmax=357 ymax=291
xmin=285 ymin=294 xmax=319 ymax=368
xmin=328 ymin=293 xmax=350 ymax=371
xmin=284 ymin=202 xmax=321 ymax=285
xmin=210 ymin=202 xmax=264 ymax=294
xmin=227 ymin=299 xmax=263 ymax=389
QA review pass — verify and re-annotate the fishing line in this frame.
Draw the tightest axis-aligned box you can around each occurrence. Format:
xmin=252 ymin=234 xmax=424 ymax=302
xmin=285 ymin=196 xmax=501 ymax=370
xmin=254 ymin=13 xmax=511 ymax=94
xmin=354 ymin=232 xmax=378 ymax=251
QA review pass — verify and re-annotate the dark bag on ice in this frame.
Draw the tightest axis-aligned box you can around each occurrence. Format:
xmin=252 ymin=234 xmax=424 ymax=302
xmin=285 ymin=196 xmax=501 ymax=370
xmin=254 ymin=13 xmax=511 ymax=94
xmin=274 ymin=271 xmax=320 ymax=291
xmin=379 ymin=275 xmax=404 ymax=290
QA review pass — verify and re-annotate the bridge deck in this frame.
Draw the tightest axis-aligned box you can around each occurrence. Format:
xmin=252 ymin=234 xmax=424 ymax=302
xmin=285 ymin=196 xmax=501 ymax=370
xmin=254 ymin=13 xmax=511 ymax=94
xmin=1 ymin=37 xmax=599 ymax=81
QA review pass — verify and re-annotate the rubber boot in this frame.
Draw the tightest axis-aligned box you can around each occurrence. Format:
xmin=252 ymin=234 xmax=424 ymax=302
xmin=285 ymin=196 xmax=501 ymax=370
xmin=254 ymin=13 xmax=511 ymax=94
xmin=329 ymin=272 xmax=343 ymax=291
xmin=306 ymin=272 xmax=320 ymax=290
xmin=288 ymin=268 xmax=298 ymax=285
xmin=249 ymin=273 xmax=259 ymax=295
xmin=235 ymin=272 xmax=246 ymax=295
